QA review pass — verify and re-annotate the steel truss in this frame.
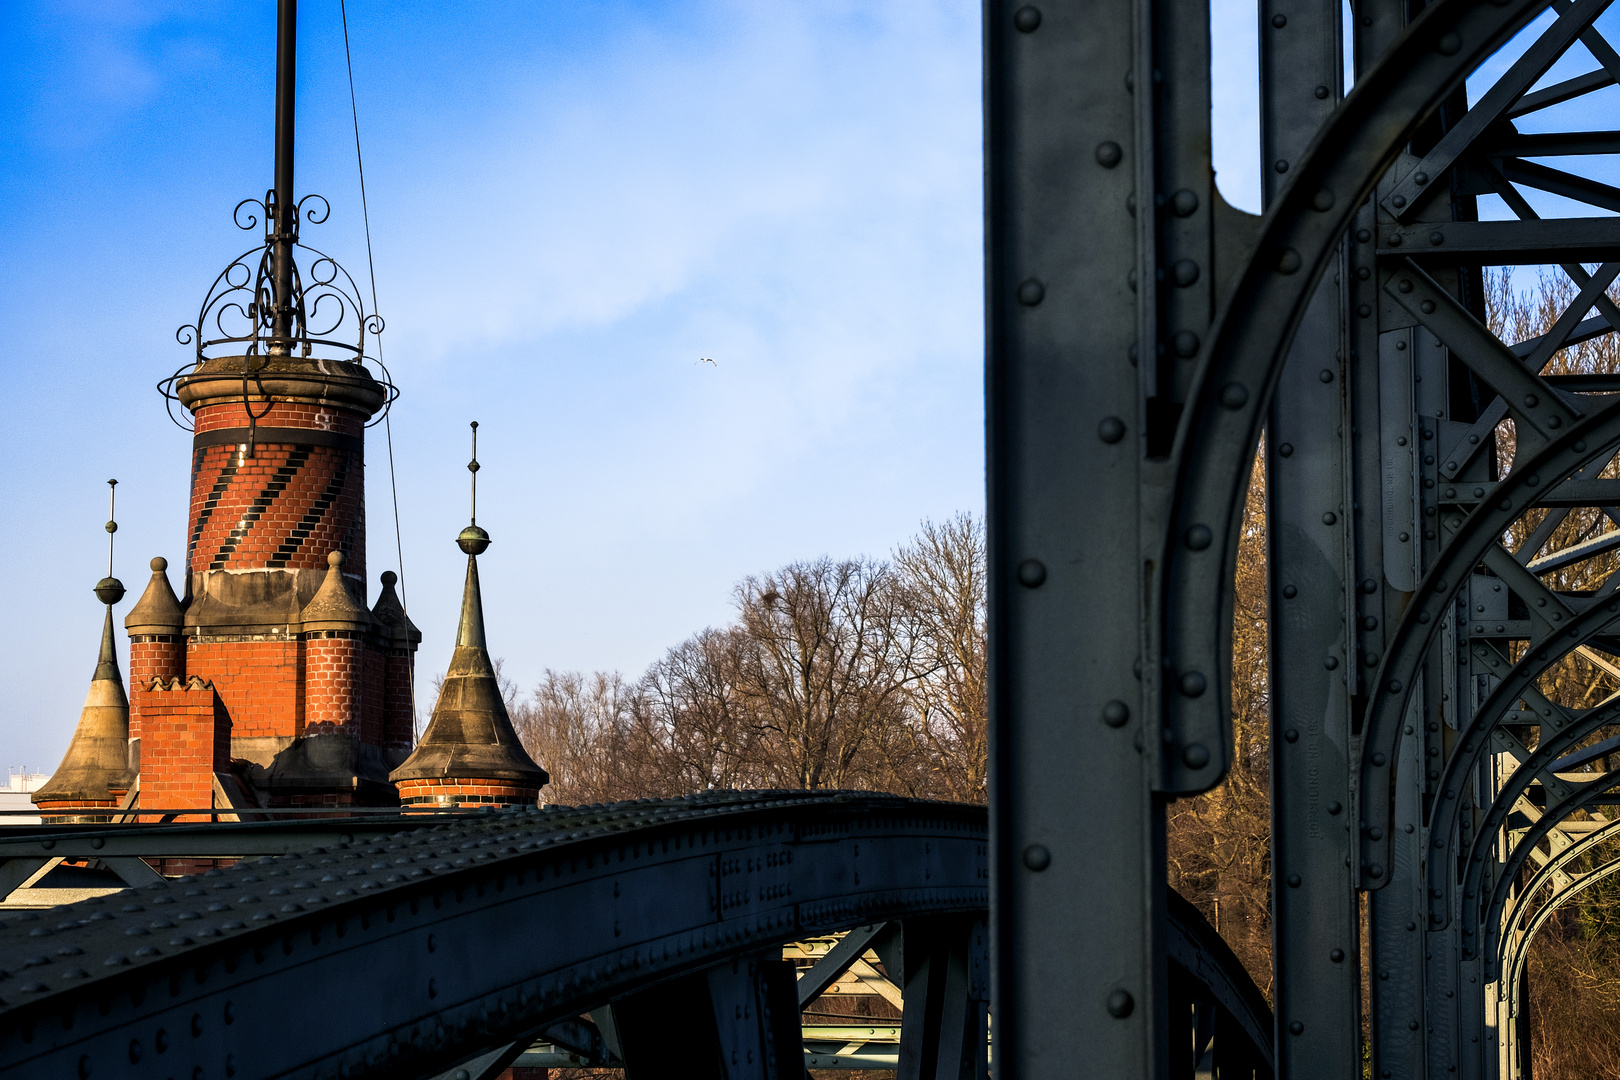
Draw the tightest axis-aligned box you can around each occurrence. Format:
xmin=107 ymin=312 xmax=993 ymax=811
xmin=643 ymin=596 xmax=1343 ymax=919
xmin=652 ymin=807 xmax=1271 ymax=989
xmin=988 ymin=0 xmax=1620 ymax=1072
xmin=0 ymin=795 xmax=1271 ymax=1080
xmin=6 ymin=0 xmax=1620 ymax=1075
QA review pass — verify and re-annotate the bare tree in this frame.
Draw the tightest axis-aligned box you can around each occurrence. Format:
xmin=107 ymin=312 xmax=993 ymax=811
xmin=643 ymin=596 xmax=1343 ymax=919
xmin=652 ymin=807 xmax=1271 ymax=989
xmin=637 ymin=627 xmax=760 ymax=791
xmin=892 ymin=513 xmax=988 ymax=803
xmin=512 ymin=669 xmax=646 ymax=805
xmin=733 ymin=557 xmax=919 ymax=790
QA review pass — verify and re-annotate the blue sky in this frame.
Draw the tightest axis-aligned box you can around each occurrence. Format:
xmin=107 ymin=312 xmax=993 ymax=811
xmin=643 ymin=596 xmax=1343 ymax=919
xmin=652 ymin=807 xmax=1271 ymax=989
xmin=0 ymin=0 xmax=1293 ymax=774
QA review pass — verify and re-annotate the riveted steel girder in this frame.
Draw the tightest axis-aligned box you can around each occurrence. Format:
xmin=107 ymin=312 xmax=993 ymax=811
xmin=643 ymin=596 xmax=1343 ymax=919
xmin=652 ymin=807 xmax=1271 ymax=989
xmin=0 ymin=793 xmax=985 ymax=1080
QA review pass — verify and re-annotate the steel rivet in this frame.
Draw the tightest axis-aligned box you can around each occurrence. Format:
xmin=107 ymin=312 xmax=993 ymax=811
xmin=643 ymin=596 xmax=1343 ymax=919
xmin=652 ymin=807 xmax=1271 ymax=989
xmin=1098 ymin=416 xmax=1127 ymax=443
xmin=1178 ymin=672 xmax=1207 ymax=698
xmin=1095 ymin=141 xmax=1123 ymax=168
xmin=1315 ymin=85 xmax=1329 ymax=99
xmin=1420 ymin=299 xmax=1435 ymax=313
xmin=1415 ymin=172 xmax=1430 ymax=185
xmin=1319 ymin=368 xmax=1333 ymax=383
xmin=1017 ymin=559 xmax=1046 ymax=587
xmin=1220 ymin=383 xmax=1250 ymax=409
xmin=1271 ymin=12 xmax=1287 ymax=25
xmin=1171 ymin=190 xmax=1199 ymax=217
xmin=1275 ymin=159 xmax=1290 ymax=174
xmin=1282 ymin=584 xmax=1297 ymax=598
xmin=1437 ymin=31 xmax=1461 ymax=54
xmin=1287 ymin=874 xmax=1302 ymax=887
xmin=1106 ymin=989 xmax=1134 ymax=1018
xmin=1022 ymin=845 xmax=1050 ymax=871
xmin=1331 ymin=948 xmax=1345 ymax=962
xmin=1322 ymin=511 xmax=1337 ymax=525
xmin=1372 ymin=752 xmax=1387 ymax=766
xmin=1102 ymin=701 xmax=1130 ymax=728
xmin=1289 ymin=1021 xmax=1304 ymax=1035
xmin=1284 ymin=728 xmax=1299 ymax=742
xmin=1369 ymin=863 xmax=1384 ymax=878
xmin=1173 ymin=329 xmax=1200 ymax=356
xmin=1013 ymin=5 xmax=1042 ymax=31
xmin=1172 ymin=259 xmax=1200 ymax=286
xmin=1429 ymin=230 xmax=1443 ymax=245
xmin=1276 ymin=248 xmax=1302 ymax=273
xmin=1278 ymin=442 xmax=1294 ymax=457
xmin=1181 ymin=743 xmax=1210 ymax=768
xmin=1392 ymin=194 xmax=1407 ymax=208
xmin=1016 ymin=279 xmax=1045 ymax=305
xmin=1184 ymin=524 xmax=1212 ymax=550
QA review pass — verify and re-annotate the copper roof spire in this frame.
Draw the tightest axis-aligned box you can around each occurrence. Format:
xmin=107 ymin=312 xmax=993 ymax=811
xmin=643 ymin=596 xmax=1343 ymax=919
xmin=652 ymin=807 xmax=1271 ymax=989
xmin=389 ymin=425 xmax=547 ymax=802
xmin=34 ymin=482 xmax=135 ymax=807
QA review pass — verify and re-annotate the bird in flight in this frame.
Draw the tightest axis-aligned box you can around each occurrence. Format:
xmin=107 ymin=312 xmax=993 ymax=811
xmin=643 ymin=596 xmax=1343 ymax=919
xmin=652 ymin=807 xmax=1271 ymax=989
xmin=697 ymin=357 xmax=717 ymax=366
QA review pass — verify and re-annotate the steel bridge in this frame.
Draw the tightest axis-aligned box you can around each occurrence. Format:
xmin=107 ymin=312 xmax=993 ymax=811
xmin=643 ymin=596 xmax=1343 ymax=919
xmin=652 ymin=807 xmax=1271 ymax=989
xmin=8 ymin=0 xmax=1620 ymax=1075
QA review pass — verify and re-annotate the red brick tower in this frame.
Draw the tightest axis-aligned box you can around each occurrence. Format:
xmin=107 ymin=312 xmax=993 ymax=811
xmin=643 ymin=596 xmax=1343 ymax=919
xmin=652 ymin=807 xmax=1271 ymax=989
xmin=391 ymin=430 xmax=548 ymax=808
xmin=39 ymin=0 xmax=421 ymax=815
xmin=144 ymin=0 xmax=416 ymax=808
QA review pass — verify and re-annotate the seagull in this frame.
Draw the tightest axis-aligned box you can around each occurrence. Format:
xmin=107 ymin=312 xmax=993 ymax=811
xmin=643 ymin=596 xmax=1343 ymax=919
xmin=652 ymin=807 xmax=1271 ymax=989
xmin=697 ymin=357 xmax=717 ymax=366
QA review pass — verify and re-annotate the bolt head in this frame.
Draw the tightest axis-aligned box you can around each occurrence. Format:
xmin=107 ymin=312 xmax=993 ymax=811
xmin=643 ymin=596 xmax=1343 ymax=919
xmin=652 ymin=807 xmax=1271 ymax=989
xmin=1106 ymin=989 xmax=1134 ymax=1018
xmin=1013 ymin=5 xmax=1042 ymax=31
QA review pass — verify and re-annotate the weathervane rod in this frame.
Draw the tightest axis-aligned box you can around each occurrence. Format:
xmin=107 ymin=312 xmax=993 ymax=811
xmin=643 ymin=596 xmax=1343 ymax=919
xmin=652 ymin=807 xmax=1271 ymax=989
xmin=105 ymin=479 xmax=118 ymax=578
xmin=469 ymin=422 xmax=480 ymax=526
xmin=271 ymin=0 xmax=298 ymax=346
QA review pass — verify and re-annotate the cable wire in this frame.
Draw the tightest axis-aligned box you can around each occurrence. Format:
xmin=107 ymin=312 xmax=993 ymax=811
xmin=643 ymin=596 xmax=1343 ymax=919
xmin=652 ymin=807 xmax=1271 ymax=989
xmin=340 ymin=0 xmax=419 ymax=737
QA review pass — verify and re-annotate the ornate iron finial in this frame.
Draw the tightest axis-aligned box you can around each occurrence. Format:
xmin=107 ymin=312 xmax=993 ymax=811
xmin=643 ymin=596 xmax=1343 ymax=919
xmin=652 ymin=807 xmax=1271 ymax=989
xmin=164 ymin=0 xmax=396 ymax=423
xmin=94 ymin=479 xmax=125 ymax=607
xmin=458 ymin=422 xmax=490 ymax=555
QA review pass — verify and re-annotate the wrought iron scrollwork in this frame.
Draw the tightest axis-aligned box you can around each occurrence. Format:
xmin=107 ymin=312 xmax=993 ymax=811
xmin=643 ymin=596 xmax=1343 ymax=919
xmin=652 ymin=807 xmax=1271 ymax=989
xmin=162 ymin=190 xmax=398 ymax=430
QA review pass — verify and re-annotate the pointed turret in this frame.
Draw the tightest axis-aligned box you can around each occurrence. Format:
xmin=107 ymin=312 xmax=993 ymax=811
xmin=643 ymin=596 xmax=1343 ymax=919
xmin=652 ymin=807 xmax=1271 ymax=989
xmin=390 ymin=423 xmax=547 ymax=808
xmin=38 ymin=484 xmax=136 ymax=818
xmin=125 ymin=556 xmax=184 ymax=636
xmin=36 ymin=588 xmax=135 ymax=813
xmin=371 ymin=570 xmax=422 ymax=761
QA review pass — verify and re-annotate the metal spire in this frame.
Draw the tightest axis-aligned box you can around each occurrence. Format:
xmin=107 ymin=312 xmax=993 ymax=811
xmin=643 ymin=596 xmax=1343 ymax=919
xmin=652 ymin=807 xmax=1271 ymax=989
xmin=94 ymin=479 xmax=125 ymax=609
xmin=457 ymin=422 xmax=490 ymax=557
xmin=469 ymin=421 xmax=480 ymax=526
xmin=104 ymin=479 xmax=117 ymax=580
xmin=270 ymin=0 xmax=298 ymax=350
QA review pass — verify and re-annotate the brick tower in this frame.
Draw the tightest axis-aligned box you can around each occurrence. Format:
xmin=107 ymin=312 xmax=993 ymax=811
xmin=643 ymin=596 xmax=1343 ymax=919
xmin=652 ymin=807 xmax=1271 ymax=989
xmin=134 ymin=0 xmax=416 ymax=809
xmin=391 ymin=432 xmax=548 ymax=808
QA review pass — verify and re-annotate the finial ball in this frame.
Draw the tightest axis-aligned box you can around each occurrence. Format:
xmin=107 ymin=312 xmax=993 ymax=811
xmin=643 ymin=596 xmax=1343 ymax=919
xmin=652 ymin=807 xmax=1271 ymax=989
xmin=94 ymin=577 xmax=126 ymax=606
xmin=328 ymin=550 xmax=344 ymax=568
xmin=381 ymin=570 xmax=397 ymax=587
xmin=457 ymin=525 xmax=491 ymax=555
xmin=151 ymin=557 xmax=168 ymax=572
xmin=105 ymin=520 xmax=118 ymax=534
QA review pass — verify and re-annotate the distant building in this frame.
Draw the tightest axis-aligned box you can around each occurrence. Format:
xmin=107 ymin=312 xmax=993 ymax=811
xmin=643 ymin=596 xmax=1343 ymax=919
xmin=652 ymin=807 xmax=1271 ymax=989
xmin=0 ymin=772 xmax=49 ymax=826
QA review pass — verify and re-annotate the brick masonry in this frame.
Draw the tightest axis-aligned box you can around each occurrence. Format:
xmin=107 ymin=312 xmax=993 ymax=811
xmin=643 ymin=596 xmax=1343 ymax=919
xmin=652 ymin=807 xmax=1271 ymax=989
xmin=128 ymin=636 xmax=186 ymax=742
xmin=139 ymin=677 xmax=230 ymax=822
xmin=396 ymin=777 xmax=541 ymax=809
